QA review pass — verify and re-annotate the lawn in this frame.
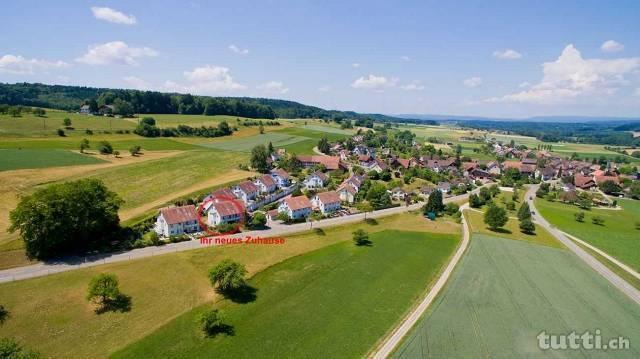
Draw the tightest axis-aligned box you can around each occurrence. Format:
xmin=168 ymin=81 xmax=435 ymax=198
xmin=536 ymin=198 xmax=640 ymax=272
xmin=0 ymin=213 xmax=459 ymax=358
xmin=199 ymin=132 xmax=310 ymax=152
xmin=394 ymin=234 xmax=640 ymax=358
xmin=113 ymin=230 xmax=460 ymax=358
xmin=0 ymin=149 xmax=106 ymax=171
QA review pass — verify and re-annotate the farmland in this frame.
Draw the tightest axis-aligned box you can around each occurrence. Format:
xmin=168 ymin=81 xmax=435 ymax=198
xmin=535 ymin=198 xmax=640 ymax=273
xmin=0 ymin=213 xmax=459 ymax=358
xmin=0 ymin=148 xmax=105 ymax=171
xmin=394 ymin=234 xmax=640 ymax=358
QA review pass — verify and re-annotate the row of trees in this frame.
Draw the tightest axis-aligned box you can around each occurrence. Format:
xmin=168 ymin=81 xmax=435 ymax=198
xmin=133 ymin=117 xmax=234 ymax=138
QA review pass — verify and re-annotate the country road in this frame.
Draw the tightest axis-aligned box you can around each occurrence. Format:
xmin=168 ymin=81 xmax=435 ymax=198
xmin=526 ymin=184 xmax=640 ymax=305
xmin=371 ymin=203 xmax=471 ymax=359
xmin=0 ymin=186 xmax=483 ymax=283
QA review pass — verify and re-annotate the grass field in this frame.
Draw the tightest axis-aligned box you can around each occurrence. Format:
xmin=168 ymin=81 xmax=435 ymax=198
xmin=0 ymin=149 xmax=106 ymax=171
xmin=199 ymin=132 xmax=310 ymax=152
xmin=0 ymin=135 xmax=201 ymax=151
xmin=394 ymin=234 xmax=640 ymax=358
xmin=0 ymin=110 xmax=136 ymax=136
xmin=536 ymin=198 xmax=640 ymax=272
xmin=0 ymin=213 xmax=459 ymax=358
xmin=114 ymin=230 xmax=460 ymax=358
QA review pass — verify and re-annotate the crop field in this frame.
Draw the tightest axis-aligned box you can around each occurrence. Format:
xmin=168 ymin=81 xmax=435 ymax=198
xmin=0 ymin=110 xmax=136 ymax=136
xmin=298 ymin=123 xmax=355 ymax=135
xmin=114 ymin=230 xmax=460 ymax=358
xmin=198 ymin=132 xmax=310 ymax=151
xmin=0 ymin=135 xmax=200 ymax=151
xmin=394 ymin=234 xmax=640 ymax=358
xmin=536 ymin=198 xmax=640 ymax=272
xmin=0 ymin=213 xmax=458 ymax=358
xmin=0 ymin=148 xmax=106 ymax=171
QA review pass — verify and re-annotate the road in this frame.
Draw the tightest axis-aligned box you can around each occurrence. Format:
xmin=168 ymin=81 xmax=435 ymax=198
xmin=526 ymin=184 xmax=640 ymax=305
xmin=0 ymin=187 xmax=483 ymax=283
xmin=371 ymin=203 xmax=471 ymax=359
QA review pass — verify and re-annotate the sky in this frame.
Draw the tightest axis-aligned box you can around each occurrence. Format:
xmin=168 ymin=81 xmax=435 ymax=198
xmin=1 ymin=0 xmax=639 ymax=118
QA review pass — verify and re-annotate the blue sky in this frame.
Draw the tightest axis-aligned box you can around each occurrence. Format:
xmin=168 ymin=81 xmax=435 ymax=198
xmin=1 ymin=0 xmax=639 ymax=118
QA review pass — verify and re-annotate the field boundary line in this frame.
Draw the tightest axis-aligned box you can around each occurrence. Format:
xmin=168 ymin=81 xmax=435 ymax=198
xmin=561 ymin=231 xmax=640 ymax=281
xmin=371 ymin=203 xmax=472 ymax=359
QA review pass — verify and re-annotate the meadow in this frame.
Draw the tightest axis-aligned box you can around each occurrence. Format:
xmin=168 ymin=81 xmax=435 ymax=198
xmin=395 ymin=234 xmax=640 ymax=358
xmin=0 ymin=213 xmax=459 ymax=358
xmin=0 ymin=110 xmax=136 ymax=136
xmin=0 ymin=149 xmax=105 ymax=171
xmin=535 ymin=198 xmax=640 ymax=272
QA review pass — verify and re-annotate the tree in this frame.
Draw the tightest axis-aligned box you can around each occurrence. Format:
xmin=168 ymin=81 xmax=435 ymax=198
xmin=469 ymin=193 xmax=483 ymax=208
xmin=599 ymin=180 xmax=621 ymax=195
xmin=250 ymin=212 xmax=267 ymax=229
xmin=87 ymin=273 xmax=121 ymax=307
xmin=129 ymin=145 xmax=142 ymax=156
xmin=267 ymin=141 xmax=274 ymax=154
xmin=424 ymin=189 xmax=444 ymax=215
xmin=592 ymin=216 xmax=605 ymax=225
xmin=0 ymin=304 xmax=7 ymax=325
xmin=9 ymin=179 xmax=122 ymax=259
xmin=113 ymin=98 xmax=134 ymax=117
xmin=79 ymin=138 xmax=90 ymax=153
xmin=208 ymin=259 xmax=247 ymax=291
xmin=484 ymin=204 xmax=508 ymax=230
xmin=199 ymin=308 xmax=228 ymax=337
xmin=517 ymin=202 xmax=531 ymax=221
xmin=258 ymin=124 xmax=264 ymax=134
xmin=352 ymin=229 xmax=370 ymax=246
xmin=574 ymin=211 xmax=585 ymax=222
xmin=56 ymin=128 xmax=65 ymax=137
xmin=113 ymin=150 xmax=120 ymax=158
xmin=0 ymin=338 xmax=40 ymax=359
xmin=98 ymin=141 xmax=113 ymax=154
xmin=366 ymin=183 xmax=392 ymax=210
xmin=512 ymin=187 xmax=519 ymax=202
xmin=63 ymin=117 xmax=72 ymax=127
xmin=250 ymin=145 xmax=270 ymax=173
xmin=444 ymin=202 xmax=460 ymax=216
xmin=519 ymin=218 xmax=535 ymax=234
xmin=318 ymin=136 xmax=330 ymax=154
xmin=33 ymin=108 xmax=46 ymax=117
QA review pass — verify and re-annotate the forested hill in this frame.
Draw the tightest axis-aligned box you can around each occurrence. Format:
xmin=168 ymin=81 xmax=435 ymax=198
xmin=0 ymin=82 xmax=429 ymax=124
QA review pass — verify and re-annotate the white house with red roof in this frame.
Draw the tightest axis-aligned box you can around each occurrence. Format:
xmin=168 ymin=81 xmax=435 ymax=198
xmin=303 ymin=171 xmax=329 ymax=189
xmin=155 ymin=205 xmax=200 ymax=237
xmin=254 ymin=174 xmax=277 ymax=194
xmin=278 ymin=195 xmax=312 ymax=219
xmin=271 ymin=168 xmax=291 ymax=187
xmin=233 ymin=181 xmax=259 ymax=203
xmin=312 ymin=191 xmax=341 ymax=214
xmin=207 ymin=201 xmax=244 ymax=226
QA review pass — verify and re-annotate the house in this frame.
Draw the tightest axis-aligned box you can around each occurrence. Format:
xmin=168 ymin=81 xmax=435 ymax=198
xmin=80 ymin=104 xmax=91 ymax=114
xmin=296 ymin=155 xmax=342 ymax=170
xmin=389 ymin=187 xmax=407 ymax=201
xmin=486 ymin=161 xmax=501 ymax=176
xmin=437 ymin=181 xmax=451 ymax=194
xmin=371 ymin=159 xmax=388 ymax=173
xmin=462 ymin=162 xmax=478 ymax=176
xmin=98 ymin=104 xmax=114 ymax=115
xmin=202 ymin=188 xmax=237 ymax=212
xmin=425 ymin=159 xmax=456 ymax=173
xmin=342 ymin=173 xmax=364 ymax=191
xmin=155 ymin=205 xmax=200 ymax=237
xmin=419 ymin=185 xmax=434 ymax=198
xmin=304 ymin=171 xmax=329 ymax=189
xmin=561 ymin=182 xmax=576 ymax=192
xmin=254 ymin=174 xmax=277 ymax=194
xmin=339 ymin=150 xmax=349 ymax=161
xmin=538 ymin=167 xmax=557 ymax=181
xmin=392 ymin=158 xmax=411 ymax=170
xmin=469 ymin=168 xmax=491 ymax=180
xmin=312 ymin=191 xmax=342 ymax=214
xmin=336 ymin=183 xmax=357 ymax=203
xmin=522 ymin=158 xmax=538 ymax=165
xmin=520 ymin=164 xmax=537 ymax=177
xmin=574 ymin=174 xmax=596 ymax=190
xmin=358 ymin=155 xmax=373 ymax=167
xmin=278 ymin=195 xmax=312 ymax=219
xmin=270 ymin=148 xmax=286 ymax=162
xmin=353 ymin=145 xmax=370 ymax=156
xmin=502 ymin=161 xmax=522 ymax=172
xmin=271 ymin=168 xmax=291 ymax=187
xmin=207 ymin=201 xmax=244 ymax=226
xmin=594 ymin=174 xmax=620 ymax=186
xmin=233 ymin=181 xmax=259 ymax=203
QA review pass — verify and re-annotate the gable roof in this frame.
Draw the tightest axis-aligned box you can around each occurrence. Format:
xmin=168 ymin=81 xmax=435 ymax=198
xmin=257 ymin=174 xmax=276 ymax=187
xmin=296 ymin=155 xmax=341 ymax=170
xmin=337 ymin=183 xmax=357 ymax=195
xmin=160 ymin=205 xmax=198 ymax=225
xmin=237 ymin=181 xmax=258 ymax=194
xmin=284 ymin=195 xmax=312 ymax=210
xmin=272 ymin=168 xmax=290 ymax=179
xmin=310 ymin=171 xmax=329 ymax=182
xmin=211 ymin=201 xmax=244 ymax=217
xmin=315 ymin=191 xmax=341 ymax=204
xmin=574 ymin=174 xmax=595 ymax=188
xmin=209 ymin=188 xmax=236 ymax=201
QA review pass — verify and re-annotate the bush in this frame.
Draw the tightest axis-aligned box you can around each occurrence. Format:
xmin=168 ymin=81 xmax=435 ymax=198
xmin=129 ymin=145 xmax=142 ymax=156
xmin=519 ymin=218 xmax=535 ymax=234
xmin=98 ymin=141 xmax=113 ymax=154
xmin=208 ymin=260 xmax=247 ymax=291
xmin=506 ymin=202 xmax=516 ymax=211
xmin=0 ymin=304 xmax=8 ymax=325
xmin=352 ymin=229 xmax=371 ymax=246
xmin=85 ymin=129 xmax=93 ymax=135
xmin=592 ymin=216 xmax=605 ymax=225
xmin=444 ymin=202 xmax=460 ymax=216
xmin=0 ymin=338 xmax=40 ymax=358
xmin=199 ymin=309 xmax=229 ymax=337
xmin=574 ymin=212 xmax=585 ymax=222
xmin=56 ymin=128 xmax=65 ymax=137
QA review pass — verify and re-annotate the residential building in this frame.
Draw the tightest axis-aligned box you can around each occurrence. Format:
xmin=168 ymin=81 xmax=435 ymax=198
xmin=233 ymin=181 xmax=259 ymax=203
xmin=312 ymin=191 xmax=341 ymax=214
xmin=271 ymin=168 xmax=291 ymax=187
xmin=207 ymin=201 xmax=244 ymax=226
xmin=278 ymin=195 xmax=312 ymax=219
xmin=155 ymin=205 xmax=200 ymax=237
xmin=304 ymin=171 xmax=329 ymax=189
xmin=336 ymin=183 xmax=357 ymax=203
xmin=254 ymin=174 xmax=277 ymax=194
xmin=296 ymin=155 xmax=342 ymax=170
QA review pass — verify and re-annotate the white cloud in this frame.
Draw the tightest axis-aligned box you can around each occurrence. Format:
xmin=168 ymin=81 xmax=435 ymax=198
xmin=0 ymin=54 xmax=69 ymax=74
xmin=634 ymin=88 xmax=640 ymax=97
xmin=400 ymin=55 xmax=411 ymax=62
xmin=123 ymin=76 xmax=151 ymax=90
xmin=91 ymin=7 xmax=136 ymax=25
xmin=228 ymin=44 xmax=249 ymax=55
xmin=463 ymin=76 xmax=483 ymax=88
xmin=317 ymin=85 xmax=331 ymax=92
xmin=352 ymin=63 xmax=361 ymax=68
xmin=351 ymin=74 xmax=397 ymax=89
xmin=401 ymin=80 xmax=425 ymax=91
xmin=493 ymin=49 xmax=522 ymax=60
xmin=601 ymin=40 xmax=624 ymax=53
xmin=484 ymin=44 xmax=640 ymax=105
xmin=257 ymin=81 xmax=289 ymax=94
xmin=76 ymin=41 xmax=157 ymax=66
xmin=519 ymin=81 xmax=531 ymax=88
xmin=164 ymin=65 xmax=245 ymax=94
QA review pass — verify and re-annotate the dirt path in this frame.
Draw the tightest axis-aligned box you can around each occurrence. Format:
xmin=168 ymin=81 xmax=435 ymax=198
xmin=118 ymin=169 xmax=253 ymax=220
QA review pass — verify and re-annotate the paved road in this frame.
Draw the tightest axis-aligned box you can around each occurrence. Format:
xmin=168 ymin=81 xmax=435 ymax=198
xmin=372 ymin=203 xmax=471 ymax=359
xmin=0 ymin=187 xmax=483 ymax=283
xmin=526 ymin=184 xmax=640 ymax=305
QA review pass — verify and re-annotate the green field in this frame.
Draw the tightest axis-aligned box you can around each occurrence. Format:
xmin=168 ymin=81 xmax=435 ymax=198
xmin=199 ymin=132 xmax=310 ymax=151
xmin=114 ymin=230 xmax=459 ymax=358
xmin=395 ymin=234 xmax=640 ymax=358
xmin=0 ymin=110 xmax=136 ymax=136
xmin=536 ymin=198 xmax=640 ymax=272
xmin=0 ymin=135 xmax=200 ymax=151
xmin=0 ymin=149 xmax=106 ymax=171
xmin=0 ymin=213 xmax=459 ymax=357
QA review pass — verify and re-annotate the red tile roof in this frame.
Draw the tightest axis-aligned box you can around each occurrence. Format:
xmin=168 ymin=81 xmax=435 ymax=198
xmin=296 ymin=155 xmax=341 ymax=170
xmin=315 ymin=191 xmax=341 ymax=204
xmin=237 ymin=181 xmax=258 ymax=194
xmin=257 ymin=174 xmax=276 ymax=187
xmin=574 ymin=175 xmax=595 ymax=189
xmin=396 ymin=158 xmax=410 ymax=169
xmin=160 ymin=205 xmax=198 ymax=225
xmin=272 ymin=168 xmax=290 ymax=179
xmin=210 ymin=188 xmax=236 ymax=201
xmin=284 ymin=195 xmax=312 ymax=210
xmin=212 ymin=201 xmax=244 ymax=217
xmin=594 ymin=175 xmax=619 ymax=185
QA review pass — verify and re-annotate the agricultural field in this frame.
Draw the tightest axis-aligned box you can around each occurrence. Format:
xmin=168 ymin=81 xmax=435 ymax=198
xmin=394 ymin=234 xmax=640 ymax=358
xmin=536 ymin=198 xmax=640 ymax=272
xmin=0 ymin=213 xmax=459 ymax=358
xmin=199 ymin=132 xmax=310 ymax=152
xmin=0 ymin=148 xmax=106 ymax=171
xmin=0 ymin=110 xmax=136 ymax=136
